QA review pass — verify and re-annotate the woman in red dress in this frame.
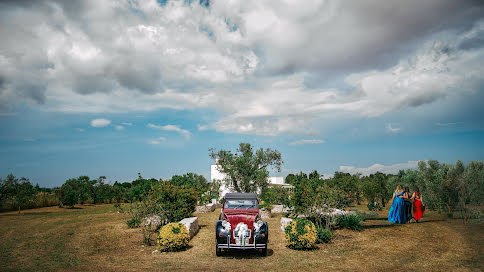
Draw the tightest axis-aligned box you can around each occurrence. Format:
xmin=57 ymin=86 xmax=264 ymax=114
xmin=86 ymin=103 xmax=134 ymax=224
xmin=412 ymin=187 xmax=425 ymax=222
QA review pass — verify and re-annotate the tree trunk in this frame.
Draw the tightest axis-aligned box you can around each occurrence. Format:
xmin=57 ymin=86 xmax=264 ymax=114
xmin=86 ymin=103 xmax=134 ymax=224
xmin=18 ymin=205 xmax=21 ymax=214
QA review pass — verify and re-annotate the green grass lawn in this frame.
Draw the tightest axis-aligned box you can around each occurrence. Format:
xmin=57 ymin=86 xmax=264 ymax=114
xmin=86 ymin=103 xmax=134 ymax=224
xmin=0 ymin=204 xmax=482 ymax=271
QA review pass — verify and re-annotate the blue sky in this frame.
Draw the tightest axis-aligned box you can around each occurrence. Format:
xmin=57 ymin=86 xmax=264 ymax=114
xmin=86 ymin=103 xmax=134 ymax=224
xmin=0 ymin=0 xmax=483 ymax=187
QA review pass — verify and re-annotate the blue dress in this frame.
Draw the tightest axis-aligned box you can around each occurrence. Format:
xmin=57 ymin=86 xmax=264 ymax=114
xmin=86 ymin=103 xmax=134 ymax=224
xmin=388 ymin=191 xmax=406 ymax=223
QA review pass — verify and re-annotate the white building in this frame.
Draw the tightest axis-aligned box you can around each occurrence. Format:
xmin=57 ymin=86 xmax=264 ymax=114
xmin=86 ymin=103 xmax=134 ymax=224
xmin=210 ymin=160 xmax=292 ymax=198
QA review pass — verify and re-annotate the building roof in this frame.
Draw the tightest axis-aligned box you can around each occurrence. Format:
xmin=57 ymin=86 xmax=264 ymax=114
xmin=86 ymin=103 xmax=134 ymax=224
xmin=224 ymin=193 xmax=257 ymax=200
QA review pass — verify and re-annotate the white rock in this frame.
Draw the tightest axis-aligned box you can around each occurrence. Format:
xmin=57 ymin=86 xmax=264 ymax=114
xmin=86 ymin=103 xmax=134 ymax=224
xmin=271 ymin=205 xmax=284 ymax=213
xmin=280 ymin=217 xmax=293 ymax=231
xmin=195 ymin=205 xmax=211 ymax=213
xmin=260 ymin=208 xmax=271 ymax=219
xmin=144 ymin=215 xmax=163 ymax=229
xmin=152 ymin=250 xmax=159 ymax=254
xmin=179 ymin=217 xmax=199 ymax=239
xmin=196 ymin=203 xmax=222 ymax=213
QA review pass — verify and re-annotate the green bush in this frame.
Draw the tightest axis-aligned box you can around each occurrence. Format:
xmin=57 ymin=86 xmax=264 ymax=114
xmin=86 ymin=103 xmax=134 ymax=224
xmin=336 ymin=214 xmax=361 ymax=230
xmin=316 ymin=228 xmax=333 ymax=244
xmin=149 ymin=182 xmax=198 ymax=222
xmin=367 ymin=202 xmax=382 ymax=211
xmin=158 ymin=223 xmax=190 ymax=251
xmin=126 ymin=218 xmax=141 ymax=228
xmin=284 ymin=218 xmax=317 ymax=250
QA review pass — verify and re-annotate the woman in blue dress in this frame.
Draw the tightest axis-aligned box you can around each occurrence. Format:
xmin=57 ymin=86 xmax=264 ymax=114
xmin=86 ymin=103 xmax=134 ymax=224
xmin=388 ymin=185 xmax=406 ymax=223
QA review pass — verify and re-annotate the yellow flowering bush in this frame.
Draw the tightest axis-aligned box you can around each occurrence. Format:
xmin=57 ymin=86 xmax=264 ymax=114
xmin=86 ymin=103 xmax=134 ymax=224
xmin=284 ymin=218 xmax=317 ymax=250
xmin=158 ymin=223 xmax=190 ymax=251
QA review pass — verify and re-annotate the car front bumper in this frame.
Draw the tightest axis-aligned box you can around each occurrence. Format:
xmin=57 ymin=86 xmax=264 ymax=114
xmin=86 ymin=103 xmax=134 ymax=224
xmin=216 ymin=236 xmax=267 ymax=249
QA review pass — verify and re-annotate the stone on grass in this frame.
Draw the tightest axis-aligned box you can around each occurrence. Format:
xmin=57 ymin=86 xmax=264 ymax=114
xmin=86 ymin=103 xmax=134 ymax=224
xmin=196 ymin=205 xmax=211 ymax=213
xmin=196 ymin=203 xmax=222 ymax=213
xmin=152 ymin=250 xmax=159 ymax=254
xmin=271 ymin=205 xmax=283 ymax=213
xmin=260 ymin=208 xmax=271 ymax=219
xmin=280 ymin=217 xmax=293 ymax=231
xmin=271 ymin=205 xmax=291 ymax=213
xmin=144 ymin=215 xmax=162 ymax=229
xmin=179 ymin=217 xmax=199 ymax=239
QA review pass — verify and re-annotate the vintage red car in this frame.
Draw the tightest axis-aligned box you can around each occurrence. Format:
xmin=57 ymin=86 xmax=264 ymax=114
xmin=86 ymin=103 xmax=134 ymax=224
xmin=215 ymin=193 xmax=269 ymax=256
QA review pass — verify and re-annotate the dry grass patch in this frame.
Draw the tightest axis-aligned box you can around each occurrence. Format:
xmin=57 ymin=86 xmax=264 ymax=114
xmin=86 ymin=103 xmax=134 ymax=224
xmin=0 ymin=204 xmax=482 ymax=271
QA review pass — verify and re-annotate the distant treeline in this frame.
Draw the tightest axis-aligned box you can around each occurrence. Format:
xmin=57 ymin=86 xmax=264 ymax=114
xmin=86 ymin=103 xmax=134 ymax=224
xmin=0 ymin=172 xmax=215 ymax=213
xmin=276 ymin=159 xmax=483 ymax=223
xmin=1 ymin=159 xmax=483 ymax=221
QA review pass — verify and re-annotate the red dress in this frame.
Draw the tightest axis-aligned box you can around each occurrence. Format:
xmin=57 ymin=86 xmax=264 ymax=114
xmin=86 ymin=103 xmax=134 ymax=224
xmin=413 ymin=193 xmax=425 ymax=221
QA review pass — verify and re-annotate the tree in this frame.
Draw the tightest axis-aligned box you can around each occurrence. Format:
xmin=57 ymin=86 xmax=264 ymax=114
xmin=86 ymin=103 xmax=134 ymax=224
xmin=60 ymin=178 xmax=82 ymax=208
xmin=0 ymin=174 xmax=36 ymax=213
xmin=0 ymin=174 xmax=17 ymax=205
xmin=12 ymin=178 xmax=36 ymax=213
xmin=458 ymin=160 xmax=484 ymax=223
xmin=209 ymin=143 xmax=282 ymax=193
xmin=171 ymin=173 xmax=209 ymax=196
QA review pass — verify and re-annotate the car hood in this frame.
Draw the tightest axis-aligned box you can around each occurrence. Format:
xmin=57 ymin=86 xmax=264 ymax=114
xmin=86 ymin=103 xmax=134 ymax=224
xmin=223 ymin=209 xmax=258 ymax=230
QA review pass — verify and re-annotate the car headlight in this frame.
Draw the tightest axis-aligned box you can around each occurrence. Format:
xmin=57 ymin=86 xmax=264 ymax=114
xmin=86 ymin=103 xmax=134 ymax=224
xmin=221 ymin=220 xmax=231 ymax=232
xmin=253 ymin=220 xmax=263 ymax=232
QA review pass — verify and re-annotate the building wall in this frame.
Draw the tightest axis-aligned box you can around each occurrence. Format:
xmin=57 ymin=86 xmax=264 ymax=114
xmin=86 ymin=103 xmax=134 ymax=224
xmin=211 ymin=162 xmax=287 ymax=198
xmin=268 ymin=176 xmax=284 ymax=185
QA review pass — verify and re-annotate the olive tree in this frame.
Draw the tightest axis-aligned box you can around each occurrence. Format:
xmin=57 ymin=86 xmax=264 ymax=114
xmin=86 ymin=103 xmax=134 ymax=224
xmin=209 ymin=143 xmax=282 ymax=193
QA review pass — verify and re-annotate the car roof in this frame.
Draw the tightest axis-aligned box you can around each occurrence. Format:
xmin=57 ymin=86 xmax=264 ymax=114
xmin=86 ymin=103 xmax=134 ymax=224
xmin=224 ymin=193 xmax=258 ymax=200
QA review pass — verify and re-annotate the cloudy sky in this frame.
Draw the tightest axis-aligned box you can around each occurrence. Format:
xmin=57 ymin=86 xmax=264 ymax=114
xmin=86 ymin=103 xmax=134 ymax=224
xmin=1 ymin=0 xmax=483 ymax=187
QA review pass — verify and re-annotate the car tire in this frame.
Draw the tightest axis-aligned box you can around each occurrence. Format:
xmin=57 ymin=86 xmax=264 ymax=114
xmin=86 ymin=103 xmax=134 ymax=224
xmin=261 ymin=247 xmax=267 ymax=256
xmin=216 ymin=245 xmax=222 ymax=257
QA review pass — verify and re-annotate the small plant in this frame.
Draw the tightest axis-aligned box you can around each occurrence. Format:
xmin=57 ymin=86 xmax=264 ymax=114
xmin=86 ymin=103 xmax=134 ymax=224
xmin=284 ymin=218 xmax=317 ymax=250
xmin=367 ymin=202 xmax=382 ymax=211
xmin=158 ymin=223 xmax=190 ymax=251
xmin=316 ymin=227 xmax=333 ymax=244
xmin=336 ymin=214 xmax=361 ymax=230
xmin=114 ymin=203 xmax=124 ymax=213
xmin=126 ymin=218 xmax=141 ymax=228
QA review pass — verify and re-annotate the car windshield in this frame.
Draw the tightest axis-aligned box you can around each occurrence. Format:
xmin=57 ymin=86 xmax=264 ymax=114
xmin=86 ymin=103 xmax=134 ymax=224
xmin=224 ymin=199 xmax=258 ymax=209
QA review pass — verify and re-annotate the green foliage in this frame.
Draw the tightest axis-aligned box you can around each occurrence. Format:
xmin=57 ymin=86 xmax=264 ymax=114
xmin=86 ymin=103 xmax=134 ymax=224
xmin=336 ymin=214 xmax=361 ymax=230
xmin=209 ymin=143 xmax=282 ymax=193
xmin=148 ymin=182 xmax=198 ymax=222
xmin=128 ymin=174 xmax=159 ymax=202
xmin=59 ymin=178 xmax=81 ymax=208
xmin=171 ymin=173 xmax=208 ymax=196
xmin=316 ymin=228 xmax=333 ymax=244
xmin=329 ymin=172 xmax=361 ymax=205
xmin=126 ymin=218 xmax=141 ymax=228
xmin=367 ymin=202 xmax=382 ymax=211
xmin=0 ymin=174 xmax=37 ymax=212
xmin=259 ymin=186 xmax=290 ymax=210
xmin=287 ymin=172 xmax=351 ymax=230
xmin=284 ymin=218 xmax=317 ymax=250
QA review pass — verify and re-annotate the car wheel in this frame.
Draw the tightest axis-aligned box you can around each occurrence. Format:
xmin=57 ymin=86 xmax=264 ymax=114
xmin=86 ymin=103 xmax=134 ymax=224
xmin=216 ymin=245 xmax=222 ymax=257
xmin=261 ymin=247 xmax=267 ymax=256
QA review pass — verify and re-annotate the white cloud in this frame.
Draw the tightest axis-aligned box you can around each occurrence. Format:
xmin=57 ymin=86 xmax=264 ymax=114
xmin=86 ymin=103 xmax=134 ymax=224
xmin=115 ymin=125 xmax=124 ymax=130
xmin=90 ymin=118 xmax=111 ymax=127
xmin=0 ymin=1 xmax=482 ymax=137
xmin=386 ymin=124 xmax=401 ymax=133
xmin=148 ymin=137 xmax=167 ymax=145
xmin=435 ymin=122 xmax=458 ymax=126
xmin=339 ymin=161 xmax=421 ymax=176
xmin=121 ymin=122 xmax=132 ymax=126
xmin=76 ymin=128 xmax=85 ymax=132
xmin=289 ymin=139 xmax=325 ymax=145
xmin=197 ymin=124 xmax=209 ymax=131
xmin=147 ymin=123 xmax=191 ymax=139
